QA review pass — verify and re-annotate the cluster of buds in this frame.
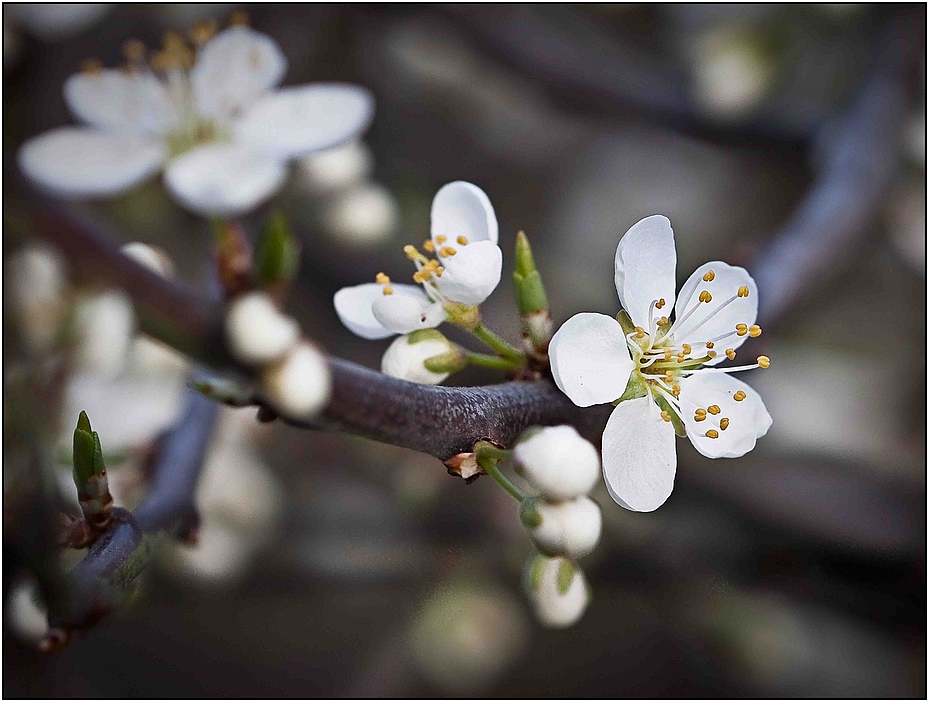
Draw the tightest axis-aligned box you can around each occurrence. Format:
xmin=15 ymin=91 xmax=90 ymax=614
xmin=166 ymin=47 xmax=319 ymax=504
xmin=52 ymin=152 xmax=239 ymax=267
xmin=380 ymin=329 xmax=466 ymax=385
xmin=513 ymin=425 xmax=603 ymax=627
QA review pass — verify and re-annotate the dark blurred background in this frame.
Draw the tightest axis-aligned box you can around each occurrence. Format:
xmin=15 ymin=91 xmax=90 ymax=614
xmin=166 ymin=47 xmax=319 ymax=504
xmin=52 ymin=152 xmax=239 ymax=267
xmin=3 ymin=3 xmax=926 ymax=697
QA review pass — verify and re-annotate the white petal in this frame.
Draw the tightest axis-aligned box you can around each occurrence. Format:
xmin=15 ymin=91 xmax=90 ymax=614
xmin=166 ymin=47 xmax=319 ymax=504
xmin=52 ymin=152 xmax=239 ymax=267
xmin=601 ymin=397 xmax=677 ymax=512
xmin=235 ymin=84 xmax=374 ymax=160
xmin=679 ymin=371 xmax=770 ymax=458
xmin=191 ymin=26 xmax=287 ymax=123
xmin=381 ymin=335 xmax=452 ymax=385
xmin=435 ymin=241 xmax=502 ymax=305
xmin=18 ymin=127 xmax=162 ymax=198
xmin=673 ymin=261 xmax=758 ymax=364
xmin=512 ymin=425 xmax=601 ymax=500
xmin=163 ymin=143 xmax=287 ymax=218
xmin=431 ymin=181 xmax=498 ymax=247
xmin=372 ymin=292 xmax=446 ymax=335
xmin=261 ymin=342 xmax=331 ymax=420
xmin=613 ymin=215 xmax=677 ymax=328
xmin=334 ymin=282 xmax=426 ymax=340
xmin=548 ymin=313 xmax=634 ymax=407
xmin=64 ymin=70 xmax=177 ymax=135
xmin=225 ymin=292 xmax=300 ymax=366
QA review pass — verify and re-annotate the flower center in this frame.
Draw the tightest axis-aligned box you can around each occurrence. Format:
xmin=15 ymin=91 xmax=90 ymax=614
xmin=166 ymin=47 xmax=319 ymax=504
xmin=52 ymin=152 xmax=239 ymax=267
xmin=373 ymin=235 xmax=473 ymax=300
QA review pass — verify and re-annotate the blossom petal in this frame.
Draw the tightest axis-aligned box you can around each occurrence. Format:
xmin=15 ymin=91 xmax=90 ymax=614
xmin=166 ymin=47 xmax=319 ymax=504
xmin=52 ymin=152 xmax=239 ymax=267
xmin=64 ymin=70 xmax=177 ymax=135
xmin=335 ymin=283 xmax=396 ymax=340
xmin=163 ymin=143 xmax=287 ymax=218
xmin=601 ymin=396 xmax=677 ymax=512
xmin=678 ymin=371 xmax=769 ymax=458
xmin=235 ymin=84 xmax=374 ymax=160
xmin=372 ymin=291 xmax=446 ymax=334
xmin=614 ymin=215 xmax=677 ymax=329
xmin=18 ymin=127 xmax=162 ymax=198
xmin=431 ymin=181 xmax=498 ymax=247
xmin=673 ymin=261 xmax=758 ymax=363
xmin=436 ymin=241 xmax=502 ymax=305
xmin=549 ymin=313 xmax=634 ymax=407
xmin=191 ymin=26 xmax=287 ymax=123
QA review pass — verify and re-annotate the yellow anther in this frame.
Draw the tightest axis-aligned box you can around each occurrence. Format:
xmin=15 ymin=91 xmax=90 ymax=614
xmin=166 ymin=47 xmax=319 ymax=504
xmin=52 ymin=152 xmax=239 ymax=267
xmin=736 ymin=323 xmax=748 ymax=336
xmin=404 ymin=244 xmax=427 ymax=263
xmin=634 ymin=326 xmax=645 ymax=339
xmin=162 ymin=30 xmax=186 ymax=51
xmin=229 ymin=10 xmax=250 ymax=25
xmin=382 ymin=285 xmax=394 ymax=295
xmin=699 ymin=290 xmax=713 ymax=303
xmin=664 ymin=348 xmax=672 ymax=361
xmin=706 ymin=350 xmax=717 ymax=359
xmin=189 ymin=19 xmax=218 ymax=45
xmin=694 ymin=412 xmax=707 ymax=422
xmin=436 ymin=235 xmax=447 ymax=244
xmin=412 ymin=271 xmax=429 ymax=284
xmin=676 ymin=352 xmax=685 ymax=363
xmin=705 ymin=429 xmax=719 ymax=439
xmin=656 ymin=316 xmax=669 ymax=327
xmin=456 ymin=235 xmax=468 ymax=246
xmin=725 ymin=348 xmax=736 ymax=360
xmin=656 ymin=298 xmax=666 ymax=309
xmin=707 ymin=405 xmax=721 ymax=415
xmin=435 ymin=266 xmax=444 ymax=277
xmin=375 ymin=272 xmax=390 ymax=285
xmin=439 ymin=246 xmax=457 ymax=257
xmin=671 ymin=384 xmax=681 ymax=397
xmin=422 ymin=240 xmax=435 ymax=252
xmin=737 ymin=285 xmax=750 ymax=298
xmin=664 ymin=370 xmax=674 ymax=381
xmin=149 ymin=50 xmax=176 ymax=72
xmin=122 ymin=39 xmax=146 ymax=62
xmin=81 ymin=58 xmax=104 ymax=75
xmin=748 ymin=325 xmax=762 ymax=338
xmin=681 ymin=344 xmax=692 ymax=355
xmin=705 ymin=341 xmax=714 ymax=349
xmin=733 ymin=390 xmax=747 ymax=402
xmin=757 ymin=355 xmax=770 ymax=368
xmin=694 ymin=408 xmax=707 ymax=417
xmin=660 ymin=411 xmax=671 ymax=423
xmin=719 ymin=418 xmax=730 ymax=431
xmin=703 ymin=270 xmax=716 ymax=282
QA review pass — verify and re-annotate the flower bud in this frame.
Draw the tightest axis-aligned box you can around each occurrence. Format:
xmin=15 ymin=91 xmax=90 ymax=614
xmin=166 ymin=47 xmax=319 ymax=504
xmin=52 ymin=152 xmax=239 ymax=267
xmin=225 ymin=292 xmax=300 ymax=366
xmin=4 ymin=245 xmax=67 ymax=353
xmin=73 ymin=290 xmax=135 ymax=377
xmin=381 ymin=330 xmax=464 ymax=385
xmin=523 ymin=555 xmax=590 ymax=628
xmin=527 ymin=496 xmax=601 ymax=559
xmin=120 ymin=242 xmax=175 ymax=278
xmin=512 ymin=425 xmax=600 ymax=500
xmin=261 ymin=342 xmax=331 ymax=419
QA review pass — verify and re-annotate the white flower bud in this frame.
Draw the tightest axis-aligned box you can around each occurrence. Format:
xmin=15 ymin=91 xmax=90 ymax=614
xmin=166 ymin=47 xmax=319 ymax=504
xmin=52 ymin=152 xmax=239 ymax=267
xmin=512 ymin=425 xmax=600 ymax=500
xmin=524 ymin=556 xmax=589 ymax=629
xmin=381 ymin=331 xmax=458 ymax=385
xmin=527 ymin=496 xmax=601 ymax=559
xmin=5 ymin=575 xmax=48 ymax=645
xmin=261 ymin=342 xmax=331 ymax=419
xmin=225 ymin=292 xmax=300 ymax=366
xmin=72 ymin=290 xmax=135 ymax=377
xmin=4 ymin=245 xmax=67 ymax=353
xmin=120 ymin=242 xmax=175 ymax=278
xmin=321 ymin=182 xmax=399 ymax=245
xmin=295 ymin=139 xmax=373 ymax=194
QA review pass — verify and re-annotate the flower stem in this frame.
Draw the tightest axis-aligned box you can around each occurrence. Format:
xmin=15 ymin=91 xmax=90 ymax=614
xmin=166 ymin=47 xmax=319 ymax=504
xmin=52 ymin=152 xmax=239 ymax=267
xmin=475 ymin=441 xmax=524 ymax=501
xmin=465 ymin=351 xmax=524 ymax=371
xmin=471 ymin=323 xmax=525 ymax=362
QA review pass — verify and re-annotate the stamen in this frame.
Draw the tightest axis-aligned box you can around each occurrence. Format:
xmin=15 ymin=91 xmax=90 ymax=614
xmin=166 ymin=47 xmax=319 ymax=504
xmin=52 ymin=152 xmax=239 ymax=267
xmin=748 ymin=325 xmax=762 ymax=338
xmin=404 ymin=245 xmax=428 ymax=264
xmin=412 ymin=271 xmax=430 ymax=284
xmin=707 ymin=405 xmax=721 ymax=415
xmin=725 ymin=348 xmax=736 ymax=360
xmin=435 ymin=266 xmax=444 ymax=277
xmin=81 ymin=58 xmax=104 ymax=75
xmin=733 ymin=391 xmax=747 ymax=402
xmin=229 ymin=10 xmax=250 ymax=25
xmin=123 ymin=39 xmax=146 ymax=62
xmin=655 ymin=298 xmax=666 ymax=309
xmin=703 ymin=270 xmax=716 ymax=282
xmin=672 ymin=383 xmax=681 ymax=397
xmin=634 ymin=326 xmax=645 ymax=339
xmin=456 ymin=235 xmax=468 ymax=246
xmin=736 ymin=324 xmax=748 ymax=336
xmin=436 ymin=235 xmax=447 ymax=244
xmin=757 ymin=355 xmax=770 ymax=368
xmin=681 ymin=344 xmax=692 ymax=355
xmin=705 ymin=429 xmax=719 ymax=439
xmin=719 ymin=418 xmax=730 ymax=430
xmin=698 ymin=290 xmax=712 ymax=303
xmin=422 ymin=240 xmax=435 ymax=252
xmin=656 ymin=316 xmax=669 ymax=327
xmin=189 ymin=20 xmax=218 ymax=45
xmin=664 ymin=371 xmax=673 ymax=382
xmin=664 ymin=348 xmax=672 ymax=361
xmin=705 ymin=341 xmax=715 ymax=349
xmin=694 ymin=409 xmax=707 ymax=422
xmin=706 ymin=350 xmax=717 ymax=359
xmin=676 ymin=352 xmax=685 ymax=363
xmin=737 ymin=286 xmax=750 ymax=298
xmin=375 ymin=272 xmax=390 ymax=285
xmin=660 ymin=411 xmax=671 ymax=423
xmin=382 ymin=285 xmax=394 ymax=295
xmin=438 ymin=246 xmax=457 ymax=257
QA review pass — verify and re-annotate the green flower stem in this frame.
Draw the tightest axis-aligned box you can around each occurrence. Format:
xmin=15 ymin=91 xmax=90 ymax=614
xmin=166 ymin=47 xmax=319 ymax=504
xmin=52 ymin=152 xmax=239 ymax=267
xmin=465 ymin=351 xmax=525 ymax=371
xmin=471 ymin=323 xmax=525 ymax=362
xmin=475 ymin=441 xmax=524 ymax=501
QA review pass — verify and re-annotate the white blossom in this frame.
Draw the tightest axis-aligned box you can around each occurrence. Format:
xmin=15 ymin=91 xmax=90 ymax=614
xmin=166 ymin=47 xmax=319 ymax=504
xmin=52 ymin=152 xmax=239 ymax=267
xmin=381 ymin=332 xmax=456 ymax=385
xmin=528 ymin=496 xmax=602 ymax=559
xmin=17 ymin=25 xmax=373 ymax=217
xmin=225 ymin=291 xmax=300 ymax=366
xmin=334 ymin=181 xmax=502 ymax=339
xmin=512 ymin=425 xmax=600 ymax=500
xmin=549 ymin=215 xmax=772 ymax=512
xmin=261 ymin=342 xmax=331 ymax=419
xmin=525 ymin=556 xmax=590 ymax=629
xmin=321 ymin=182 xmax=399 ymax=245
xmin=72 ymin=290 xmax=136 ymax=377
xmin=4 ymin=246 xmax=67 ymax=353
xmin=295 ymin=138 xmax=373 ymax=194
xmin=120 ymin=242 xmax=175 ymax=277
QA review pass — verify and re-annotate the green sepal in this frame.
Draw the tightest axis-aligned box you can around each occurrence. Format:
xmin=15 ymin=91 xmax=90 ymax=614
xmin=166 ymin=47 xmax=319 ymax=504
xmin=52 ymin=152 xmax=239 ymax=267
xmin=407 ymin=329 xmax=447 ymax=345
xmin=443 ymin=302 xmax=480 ymax=330
xmin=654 ymin=394 xmax=686 ymax=437
xmin=514 ymin=270 xmax=549 ymax=315
xmin=422 ymin=349 xmax=467 ymax=374
xmin=92 ymin=432 xmax=106 ymax=476
xmin=72 ymin=411 xmax=105 ymax=486
xmin=616 ymin=309 xmax=636 ymax=336
xmin=76 ymin=410 xmax=92 ymax=434
xmin=255 ymin=209 xmax=300 ymax=287
xmin=515 ymin=231 xmax=536 ymax=277
xmin=523 ymin=552 xmax=546 ymax=595
xmin=556 ymin=559 xmax=576 ymax=595
xmin=614 ymin=370 xmax=648 ymax=404
xmin=519 ymin=498 xmax=543 ymax=529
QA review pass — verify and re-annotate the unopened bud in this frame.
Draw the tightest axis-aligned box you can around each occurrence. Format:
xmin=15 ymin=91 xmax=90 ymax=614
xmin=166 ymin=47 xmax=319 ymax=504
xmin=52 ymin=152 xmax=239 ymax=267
xmin=512 ymin=425 xmax=600 ymax=500
xmin=72 ymin=291 xmax=135 ymax=377
xmin=526 ymin=496 xmax=601 ymax=559
xmin=4 ymin=246 xmax=67 ymax=353
xmin=225 ymin=292 xmax=300 ymax=366
xmin=261 ymin=342 xmax=331 ymax=419
xmin=381 ymin=330 xmax=464 ymax=385
xmin=523 ymin=554 xmax=590 ymax=628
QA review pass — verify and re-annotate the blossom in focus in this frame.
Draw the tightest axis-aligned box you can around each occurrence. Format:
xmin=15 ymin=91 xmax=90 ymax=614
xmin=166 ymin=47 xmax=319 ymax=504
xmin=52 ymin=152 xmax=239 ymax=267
xmin=549 ymin=215 xmax=772 ymax=512
xmin=512 ymin=425 xmax=601 ymax=501
xmin=333 ymin=181 xmax=502 ymax=339
xmin=380 ymin=329 xmax=462 ymax=385
xmin=17 ymin=22 xmax=373 ymax=217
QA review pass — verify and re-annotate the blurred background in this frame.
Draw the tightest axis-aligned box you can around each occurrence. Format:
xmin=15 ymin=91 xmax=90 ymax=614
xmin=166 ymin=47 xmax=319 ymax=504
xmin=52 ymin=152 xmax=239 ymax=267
xmin=3 ymin=3 xmax=926 ymax=697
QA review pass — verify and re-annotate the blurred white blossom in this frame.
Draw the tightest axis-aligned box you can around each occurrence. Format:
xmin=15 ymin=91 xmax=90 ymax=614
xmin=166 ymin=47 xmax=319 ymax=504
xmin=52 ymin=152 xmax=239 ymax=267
xmin=226 ymin=291 xmax=300 ymax=366
xmin=261 ymin=342 xmax=331 ymax=419
xmin=4 ymin=246 xmax=68 ymax=354
xmin=72 ymin=290 xmax=136 ymax=377
xmin=295 ymin=139 xmax=374 ymax=195
xmin=524 ymin=555 xmax=589 ymax=628
xmin=692 ymin=26 xmax=776 ymax=119
xmin=321 ymin=182 xmax=399 ymax=246
xmin=5 ymin=575 xmax=48 ymax=646
xmin=7 ymin=3 xmax=112 ymax=41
